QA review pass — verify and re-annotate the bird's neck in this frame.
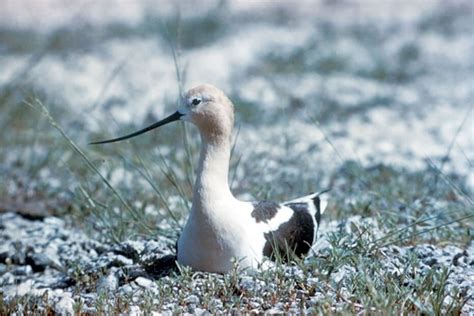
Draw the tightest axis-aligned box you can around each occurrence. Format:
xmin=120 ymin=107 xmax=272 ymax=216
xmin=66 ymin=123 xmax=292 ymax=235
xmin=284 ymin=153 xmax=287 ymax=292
xmin=192 ymin=133 xmax=234 ymax=213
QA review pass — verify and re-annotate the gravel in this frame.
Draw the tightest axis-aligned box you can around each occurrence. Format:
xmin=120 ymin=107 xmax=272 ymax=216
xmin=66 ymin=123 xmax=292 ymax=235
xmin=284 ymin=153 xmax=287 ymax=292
xmin=0 ymin=212 xmax=472 ymax=314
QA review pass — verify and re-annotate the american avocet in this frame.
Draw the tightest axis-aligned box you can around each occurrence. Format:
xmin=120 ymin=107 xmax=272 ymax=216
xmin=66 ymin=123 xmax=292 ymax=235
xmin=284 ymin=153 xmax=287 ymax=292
xmin=91 ymin=84 xmax=328 ymax=273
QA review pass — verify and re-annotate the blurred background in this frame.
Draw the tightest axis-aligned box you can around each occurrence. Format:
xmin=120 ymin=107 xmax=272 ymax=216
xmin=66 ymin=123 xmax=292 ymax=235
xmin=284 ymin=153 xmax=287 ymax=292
xmin=0 ymin=0 xmax=472 ymax=237
xmin=0 ymin=1 xmax=473 ymax=313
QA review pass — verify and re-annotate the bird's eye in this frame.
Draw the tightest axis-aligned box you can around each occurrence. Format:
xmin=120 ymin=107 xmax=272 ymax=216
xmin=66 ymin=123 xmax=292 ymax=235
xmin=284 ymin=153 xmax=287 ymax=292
xmin=191 ymin=98 xmax=201 ymax=106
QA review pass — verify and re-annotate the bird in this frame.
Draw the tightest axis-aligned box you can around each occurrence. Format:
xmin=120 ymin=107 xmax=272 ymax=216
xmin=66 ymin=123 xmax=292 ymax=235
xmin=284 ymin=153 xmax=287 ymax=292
xmin=91 ymin=84 xmax=329 ymax=273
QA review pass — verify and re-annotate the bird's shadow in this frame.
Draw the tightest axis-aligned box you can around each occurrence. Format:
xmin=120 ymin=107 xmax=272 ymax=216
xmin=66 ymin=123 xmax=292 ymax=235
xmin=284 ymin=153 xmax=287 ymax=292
xmin=141 ymin=254 xmax=179 ymax=278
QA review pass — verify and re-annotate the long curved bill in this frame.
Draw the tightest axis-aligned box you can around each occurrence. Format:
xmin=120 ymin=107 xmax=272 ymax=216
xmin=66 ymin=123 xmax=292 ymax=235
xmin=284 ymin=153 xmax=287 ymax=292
xmin=89 ymin=111 xmax=183 ymax=145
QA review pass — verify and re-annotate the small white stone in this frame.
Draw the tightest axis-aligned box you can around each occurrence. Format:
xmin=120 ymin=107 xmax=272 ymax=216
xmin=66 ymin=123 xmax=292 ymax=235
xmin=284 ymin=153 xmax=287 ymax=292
xmin=185 ymin=295 xmax=200 ymax=305
xmin=135 ymin=277 xmax=154 ymax=288
xmin=55 ymin=291 xmax=74 ymax=315
xmin=129 ymin=305 xmax=142 ymax=315
xmin=13 ymin=280 xmax=35 ymax=296
xmin=96 ymin=270 xmax=119 ymax=293
xmin=120 ymin=284 xmax=134 ymax=295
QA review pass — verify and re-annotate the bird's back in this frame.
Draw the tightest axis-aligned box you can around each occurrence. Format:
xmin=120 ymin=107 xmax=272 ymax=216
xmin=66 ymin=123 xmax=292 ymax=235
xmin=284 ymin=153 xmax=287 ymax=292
xmin=252 ymin=190 xmax=329 ymax=262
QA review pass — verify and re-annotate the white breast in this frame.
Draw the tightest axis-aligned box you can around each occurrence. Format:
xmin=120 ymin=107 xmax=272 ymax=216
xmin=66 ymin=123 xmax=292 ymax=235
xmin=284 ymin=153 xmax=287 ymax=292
xmin=177 ymin=197 xmax=304 ymax=273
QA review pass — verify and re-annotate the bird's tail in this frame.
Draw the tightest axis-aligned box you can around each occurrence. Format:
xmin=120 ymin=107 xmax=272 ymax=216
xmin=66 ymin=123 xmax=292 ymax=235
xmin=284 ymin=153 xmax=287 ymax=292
xmin=284 ymin=189 xmax=330 ymax=229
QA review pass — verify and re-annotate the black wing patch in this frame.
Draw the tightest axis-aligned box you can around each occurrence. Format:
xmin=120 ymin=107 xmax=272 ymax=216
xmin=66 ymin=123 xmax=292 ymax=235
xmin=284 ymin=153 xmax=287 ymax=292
xmin=312 ymin=195 xmax=322 ymax=228
xmin=262 ymin=204 xmax=314 ymax=261
xmin=251 ymin=201 xmax=280 ymax=223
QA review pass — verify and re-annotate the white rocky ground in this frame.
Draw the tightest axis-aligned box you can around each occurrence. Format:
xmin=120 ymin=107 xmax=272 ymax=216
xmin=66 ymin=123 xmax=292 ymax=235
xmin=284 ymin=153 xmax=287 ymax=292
xmin=0 ymin=212 xmax=472 ymax=314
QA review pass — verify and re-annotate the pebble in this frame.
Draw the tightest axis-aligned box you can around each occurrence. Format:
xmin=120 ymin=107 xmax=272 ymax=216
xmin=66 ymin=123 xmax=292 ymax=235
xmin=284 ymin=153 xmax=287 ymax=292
xmin=54 ymin=291 xmax=74 ymax=315
xmin=193 ymin=308 xmax=209 ymax=315
xmin=96 ymin=269 xmax=120 ymax=293
xmin=120 ymin=284 xmax=133 ymax=295
xmin=109 ymin=254 xmax=134 ymax=267
xmin=135 ymin=276 xmax=154 ymax=288
xmin=0 ymin=263 xmax=6 ymax=274
xmin=143 ymin=239 xmax=166 ymax=255
xmin=185 ymin=294 xmax=200 ymax=305
xmin=14 ymin=279 xmax=35 ymax=296
xmin=240 ymin=276 xmax=256 ymax=291
xmin=121 ymin=264 xmax=148 ymax=280
xmin=332 ymin=265 xmax=355 ymax=283
xmin=26 ymin=252 xmax=52 ymax=272
xmin=12 ymin=265 xmax=32 ymax=276
xmin=209 ymin=298 xmax=223 ymax=310
xmin=112 ymin=242 xmax=140 ymax=260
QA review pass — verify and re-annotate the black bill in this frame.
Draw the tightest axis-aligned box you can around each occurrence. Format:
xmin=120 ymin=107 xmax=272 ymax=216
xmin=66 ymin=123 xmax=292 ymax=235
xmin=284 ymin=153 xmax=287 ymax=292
xmin=89 ymin=111 xmax=183 ymax=145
